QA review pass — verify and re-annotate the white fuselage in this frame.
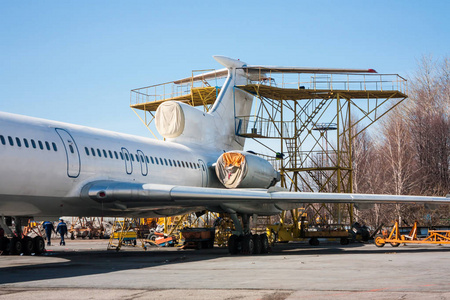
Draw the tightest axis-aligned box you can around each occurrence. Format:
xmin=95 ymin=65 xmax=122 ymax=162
xmin=0 ymin=112 xmax=221 ymax=218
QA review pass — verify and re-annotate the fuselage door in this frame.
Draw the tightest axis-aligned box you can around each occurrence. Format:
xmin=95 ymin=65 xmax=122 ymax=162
xmin=121 ymin=147 xmax=133 ymax=175
xmin=198 ymin=159 xmax=208 ymax=187
xmin=137 ymin=150 xmax=148 ymax=176
xmin=55 ymin=128 xmax=81 ymax=178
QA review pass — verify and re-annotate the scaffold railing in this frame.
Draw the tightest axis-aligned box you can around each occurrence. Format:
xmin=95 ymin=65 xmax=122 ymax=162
xmin=242 ymin=70 xmax=407 ymax=94
xmin=130 ymin=69 xmax=226 ymax=108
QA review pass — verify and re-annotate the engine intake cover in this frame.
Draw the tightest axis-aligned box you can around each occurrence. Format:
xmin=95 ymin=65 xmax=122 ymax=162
xmin=215 ymin=151 xmax=280 ymax=189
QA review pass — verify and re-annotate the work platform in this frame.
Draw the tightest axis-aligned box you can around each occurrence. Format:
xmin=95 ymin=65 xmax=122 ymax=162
xmin=130 ymin=71 xmax=407 ymax=112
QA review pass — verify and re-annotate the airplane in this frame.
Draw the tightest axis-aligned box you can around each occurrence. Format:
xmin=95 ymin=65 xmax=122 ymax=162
xmin=0 ymin=56 xmax=449 ymax=255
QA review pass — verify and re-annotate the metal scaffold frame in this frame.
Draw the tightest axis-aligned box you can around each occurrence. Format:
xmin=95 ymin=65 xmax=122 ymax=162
xmin=236 ymin=71 xmax=408 ymax=229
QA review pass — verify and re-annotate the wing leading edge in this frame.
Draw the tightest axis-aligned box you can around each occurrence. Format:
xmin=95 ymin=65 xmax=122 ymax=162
xmin=83 ymin=181 xmax=450 ymax=215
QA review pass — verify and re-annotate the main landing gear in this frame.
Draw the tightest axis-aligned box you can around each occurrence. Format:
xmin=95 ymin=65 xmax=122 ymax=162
xmin=0 ymin=217 xmax=46 ymax=255
xmin=226 ymin=213 xmax=270 ymax=255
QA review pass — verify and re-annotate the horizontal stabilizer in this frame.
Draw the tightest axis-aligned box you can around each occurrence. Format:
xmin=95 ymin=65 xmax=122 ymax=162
xmin=173 ymin=68 xmax=228 ymax=85
xmin=244 ymin=65 xmax=377 ymax=74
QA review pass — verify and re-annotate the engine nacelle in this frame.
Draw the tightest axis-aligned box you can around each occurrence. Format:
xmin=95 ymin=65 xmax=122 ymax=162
xmin=155 ymin=101 xmax=218 ymax=146
xmin=215 ymin=151 xmax=280 ymax=189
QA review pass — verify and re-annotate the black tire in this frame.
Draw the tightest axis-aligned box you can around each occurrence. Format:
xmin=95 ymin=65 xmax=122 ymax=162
xmin=228 ymin=235 xmax=239 ymax=255
xmin=0 ymin=237 xmax=10 ymax=255
xmin=241 ymin=235 xmax=254 ymax=254
xmin=34 ymin=236 xmax=45 ymax=254
xmin=390 ymin=242 xmax=400 ymax=247
xmin=252 ymin=234 xmax=262 ymax=254
xmin=22 ymin=237 xmax=35 ymax=254
xmin=309 ymin=237 xmax=320 ymax=246
xmin=260 ymin=234 xmax=269 ymax=254
xmin=340 ymin=237 xmax=350 ymax=245
xmin=70 ymin=233 xmax=75 ymax=240
xmin=9 ymin=237 xmax=23 ymax=255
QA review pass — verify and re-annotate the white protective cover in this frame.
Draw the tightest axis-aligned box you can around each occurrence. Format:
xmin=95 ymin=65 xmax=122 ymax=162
xmin=155 ymin=101 xmax=185 ymax=138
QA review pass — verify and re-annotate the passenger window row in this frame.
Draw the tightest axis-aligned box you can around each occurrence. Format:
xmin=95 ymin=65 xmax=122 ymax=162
xmin=0 ymin=135 xmax=58 ymax=152
xmin=83 ymin=146 xmax=203 ymax=170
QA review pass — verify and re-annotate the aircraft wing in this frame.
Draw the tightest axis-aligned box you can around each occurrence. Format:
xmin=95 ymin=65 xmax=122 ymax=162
xmin=84 ymin=181 xmax=450 ymax=213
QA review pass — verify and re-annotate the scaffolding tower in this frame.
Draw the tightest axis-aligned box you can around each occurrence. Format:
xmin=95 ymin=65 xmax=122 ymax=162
xmin=130 ymin=66 xmax=408 ymax=231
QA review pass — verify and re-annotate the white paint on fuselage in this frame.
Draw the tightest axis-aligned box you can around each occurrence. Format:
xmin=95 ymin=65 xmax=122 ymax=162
xmin=0 ymin=111 xmax=221 ymax=216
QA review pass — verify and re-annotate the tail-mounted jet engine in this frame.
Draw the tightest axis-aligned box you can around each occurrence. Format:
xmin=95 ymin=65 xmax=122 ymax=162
xmin=215 ymin=151 xmax=280 ymax=189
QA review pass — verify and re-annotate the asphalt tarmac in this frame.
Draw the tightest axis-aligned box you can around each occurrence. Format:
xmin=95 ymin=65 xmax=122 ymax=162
xmin=1 ymin=239 xmax=450 ymax=299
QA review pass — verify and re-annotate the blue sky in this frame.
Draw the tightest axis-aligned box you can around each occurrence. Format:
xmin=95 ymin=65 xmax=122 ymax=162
xmin=1 ymin=1 xmax=449 ymax=141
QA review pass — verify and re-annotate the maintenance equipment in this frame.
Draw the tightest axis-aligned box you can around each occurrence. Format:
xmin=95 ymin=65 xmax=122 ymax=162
xmin=375 ymin=221 xmax=450 ymax=247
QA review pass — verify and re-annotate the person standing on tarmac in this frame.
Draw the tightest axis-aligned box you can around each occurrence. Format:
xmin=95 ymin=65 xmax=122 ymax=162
xmin=56 ymin=219 xmax=68 ymax=246
xmin=42 ymin=221 xmax=55 ymax=246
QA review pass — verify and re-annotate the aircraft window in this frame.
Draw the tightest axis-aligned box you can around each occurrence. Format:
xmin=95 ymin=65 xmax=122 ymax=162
xmin=31 ymin=139 xmax=36 ymax=148
xmin=15 ymin=137 xmax=21 ymax=147
xmin=45 ymin=141 xmax=51 ymax=151
xmin=181 ymin=161 xmax=185 ymax=168
xmin=91 ymin=148 xmax=96 ymax=156
xmin=97 ymin=149 xmax=101 ymax=157
xmin=150 ymin=157 xmax=154 ymax=164
xmin=159 ymin=158 xmax=163 ymax=165
xmin=120 ymin=152 xmax=123 ymax=160
xmin=8 ymin=136 xmax=13 ymax=146
xmin=85 ymin=147 xmax=90 ymax=155
xmin=146 ymin=156 xmax=149 ymax=163
xmin=52 ymin=142 xmax=57 ymax=151
xmin=164 ymin=158 xmax=168 ymax=166
xmin=172 ymin=159 xmax=177 ymax=167
xmin=38 ymin=141 xmax=43 ymax=150
xmin=125 ymin=153 xmax=129 ymax=161
xmin=135 ymin=155 xmax=140 ymax=162
xmin=131 ymin=154 xmax=134 ymax=161
xmin=202 ymin=165 xmax=205 ymax=171
xmin=193 ymin=163 xmax=197 ymax=169
xmin=23 ymin=138 xmax=29 ymax=148
xmin=177 ymin=161 xmax=181 ymax=167
xmin=0 ymin=135 xmax=5 ymax=145
xmin=190 ymin=162 xmax=194 ymax=169
xmin=114 ymin=151 xmax=118 ymax=159
xmin=108 ymin=150 xmax=113 ymax=159
xmin=197 ymin=163 xmax=200 ymax=169
xmin=140 ymin=155 xmax=144 ymax=162
xmin=103 ymin=149 xmax=107 ymax=157
xmin=68 ymin=144 xmax=74 ymax=153
xmin=168 ymin=159 xmax=173 ymax=167
xmin=155 ymin=157 xmax=159 ymax=165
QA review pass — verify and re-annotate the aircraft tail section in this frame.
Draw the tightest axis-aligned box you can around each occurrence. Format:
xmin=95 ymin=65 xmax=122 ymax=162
xmin=155 ymin=56 xmax=254 ymax=151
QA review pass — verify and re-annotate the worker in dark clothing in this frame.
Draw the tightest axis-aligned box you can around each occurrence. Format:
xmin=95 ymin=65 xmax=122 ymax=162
xmin=42 ymin=221 xmax=55 ymax=246
xmin=56 ymin=219 xmax=68 ymax=246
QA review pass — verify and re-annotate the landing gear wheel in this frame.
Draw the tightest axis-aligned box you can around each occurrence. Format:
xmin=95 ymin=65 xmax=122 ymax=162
xmin=252 ymin=234 xmax=262 ymax=254
xmin=34 ymin=236 xmax=45 ymax=254
xmin=390 ymin=242 xmax=400 ymax=247
xmin=22 ymin=236 xmax=35 ymax=254
xmin=309 ymin=237 xmax=320 ymax=246
xmin=374 ymin=236 xmax=385 ymax=248
xmin=0 ymin=237 xmax=10 ymax=255
xmin=340 ymin=237 xmax=350 ymax=245
xmin=9 ymin=237 xmax=23 ymax=255
xmin=228 ymin=235 xmax=239 ymax=255
xmin=241 ymin=235 xmax=254 ymax=254
xmin=260 ymin=234 xmax=269 ymax=254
